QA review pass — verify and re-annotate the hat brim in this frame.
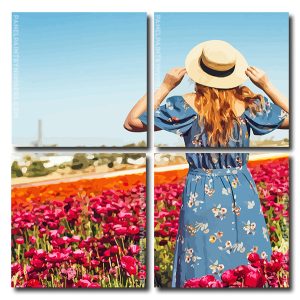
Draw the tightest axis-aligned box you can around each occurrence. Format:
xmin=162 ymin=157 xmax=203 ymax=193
xmin=185 ymin=41 xmax=249 ymax=89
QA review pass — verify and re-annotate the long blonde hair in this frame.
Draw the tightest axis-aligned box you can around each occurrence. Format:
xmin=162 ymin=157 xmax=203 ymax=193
xmin=194 ymin=84 xmax=264 ymax=146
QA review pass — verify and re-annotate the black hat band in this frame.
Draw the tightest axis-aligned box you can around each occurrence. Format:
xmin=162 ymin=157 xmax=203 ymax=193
xmin=200 ymin=58 xmax=235 ymax=78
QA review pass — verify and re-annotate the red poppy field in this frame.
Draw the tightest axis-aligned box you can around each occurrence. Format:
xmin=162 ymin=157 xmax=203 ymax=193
xmin=11 ymin=173 xmax=146 ymax=288
xmin=154 ymin=157 xmax=289 ymax=288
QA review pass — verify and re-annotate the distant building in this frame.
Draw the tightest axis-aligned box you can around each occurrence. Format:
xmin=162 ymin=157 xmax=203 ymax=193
xmin=37 ymin=119 xmax=43 ymax=147
xmin=31 ymin=119 xmax=43 ymax=147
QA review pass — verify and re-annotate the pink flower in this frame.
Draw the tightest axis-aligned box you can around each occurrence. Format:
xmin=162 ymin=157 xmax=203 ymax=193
xmin=61 ymin=267 xmax=76 ymax=281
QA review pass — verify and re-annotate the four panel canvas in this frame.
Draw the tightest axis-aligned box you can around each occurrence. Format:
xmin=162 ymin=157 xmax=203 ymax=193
xmin=11 ymin=12 xmax=290 ymax=289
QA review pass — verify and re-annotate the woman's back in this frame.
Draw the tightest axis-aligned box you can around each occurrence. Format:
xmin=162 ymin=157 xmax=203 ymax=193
xmin=142 ymin=94 xmax=287 ymax=149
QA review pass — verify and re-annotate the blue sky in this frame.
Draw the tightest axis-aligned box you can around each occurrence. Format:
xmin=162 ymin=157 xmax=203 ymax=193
xmin=13 ymin=13 xmax=147 ymax=146
xmin=154 ymin=12 xmax=289 ymax=146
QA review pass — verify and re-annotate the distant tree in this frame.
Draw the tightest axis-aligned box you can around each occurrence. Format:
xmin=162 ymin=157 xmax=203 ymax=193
xmin=11 ymin=161 xmax=23 ymax=178
xmin=137 ymin=140 xmax=147 ymax=147
xmin=25 ymin=161 xmax=52 ymax=177
xmin=71 ymin=153 xmax=90 ymax=170
xmin=123 ymin=140 xmax=146 ymax=148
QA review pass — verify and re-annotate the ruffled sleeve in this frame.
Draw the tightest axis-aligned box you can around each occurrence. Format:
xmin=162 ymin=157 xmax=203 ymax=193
xmin=138 ymin=96 xmax=197 ymax=136
xmin=243 ymin=96 xmax=288 ymax=135
xmin=138 ymin=111 xmax=147 ymax=126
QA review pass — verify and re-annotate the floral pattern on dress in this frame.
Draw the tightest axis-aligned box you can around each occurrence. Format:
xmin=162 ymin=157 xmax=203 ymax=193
xmin=185 ymin=222 xmax=209 ymax=236
xmin=204 ymin=178 xmax=215 ymax=196
xmin=243 ymin=220 xmax=257 ymax=235
xmin=137 ymin=96 xmax=286 ymax=288
xmin=171 ymin=164 xmax=273 ymax=287
xmin=209 ymin=231 xmax=223 ymax=244
xmin=212 ymin=205 xmax=227 ymax=220
xmin=209 ymin=260 xmax=225 ymax=276
xmin=218 ymin=241 xmax=246 ymax=254
xmin=184 ymin=248 xmax=202 ymax=266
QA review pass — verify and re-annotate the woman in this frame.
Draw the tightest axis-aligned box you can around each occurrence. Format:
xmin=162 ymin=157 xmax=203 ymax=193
xmin=124 ymin=40 xmax=289 ymax=287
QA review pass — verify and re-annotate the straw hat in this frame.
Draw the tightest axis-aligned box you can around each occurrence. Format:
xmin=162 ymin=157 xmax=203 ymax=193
xmin=185 ymin=40 xmax=248 ymax=89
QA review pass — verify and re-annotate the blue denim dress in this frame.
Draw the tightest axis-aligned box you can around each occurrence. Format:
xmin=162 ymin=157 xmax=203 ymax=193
xmin=139 ymin=95 xmax=287 ymax=287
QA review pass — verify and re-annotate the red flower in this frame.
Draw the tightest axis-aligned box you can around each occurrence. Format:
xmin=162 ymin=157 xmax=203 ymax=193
xmin=24 ymin=248 xmax=36 ymax=258
xmin=267 ymin=261 xmax=282 ymax=273
xmin=247 ymin=252 xmax=260 ymax=263
xmin=11 ymin=180 xmax=147 ymax=287
xmin=221 ymin=270 xmax=238 ymax=286
xmin=15 ymin=237 xmax=24 ymax=245
xmin=110 ymin=245 xmax=119 ymax=254
xmin=234 ymin=265 xmax=251 ymax=277
xmin=118 ymin=210 xmax=132 ymax=218
xmin=138 ymin=270 xmax=146 ymax=280
xmin=183 ymin=278 xmax=202 ymax=288
xmin=207 ymin=280 xmax=224 ymax=288
xmin=128 ymin=225 xmax=140 ymax=235
xmin=46 ymin=252 xmax=69 ymax=263
xmin=30 ymin=258 xmax=45 ymax=269
xmin=114 ymin=226 xmax=128 ymax=235
xmin=128 ymin=244 xmax=140 ymax=255
xmin=73 ymin=249 xmax=85 ymax=259
xmin=120 ymin=256 xmax=137 ymax=276
xmin=24 ymin=279 xmax=43 ymax=288
xmin=71 ymin=235 xmax=80 ymax=243
xmin=198 ymin=275 xmax=216 ymax=287
xmin=77 ymin=279 xmax=93 ymax=288
xmin=91 ymin=260 xmax=100 ymax=268
xmin=11 ymin=262 xmax=22 ymax=276
xmin=29 ymin=236 xmax=36 ymax=244
xmin=184 ymin=275 xmax=223 ymax=288
xmin=35 ymin=249 xmax=46 ymax=259
xmin=244 ymin=271 xmax=265 ymax=288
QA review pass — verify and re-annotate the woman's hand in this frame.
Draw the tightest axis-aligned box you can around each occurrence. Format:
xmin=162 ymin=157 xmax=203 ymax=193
xmin=246 ymin=66 xmax=289 ymax=116
xmin=162 ymin=67 xmax=187 ymax=92
xmin=245 ymin=66 xmax=271 ymax=91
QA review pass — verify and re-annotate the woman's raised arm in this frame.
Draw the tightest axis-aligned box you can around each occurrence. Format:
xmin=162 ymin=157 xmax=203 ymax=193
xmin=124 ymin=67 xmax=187 ymax=132
xmin=245 ymin=66 xmax=289 ymax=129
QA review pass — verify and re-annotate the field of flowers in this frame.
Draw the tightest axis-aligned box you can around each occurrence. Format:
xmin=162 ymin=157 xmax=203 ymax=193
xmin=11 ymin=173 xmax=146 ymax=288
xmin=154 ymin=157 xmax=289 ymax=288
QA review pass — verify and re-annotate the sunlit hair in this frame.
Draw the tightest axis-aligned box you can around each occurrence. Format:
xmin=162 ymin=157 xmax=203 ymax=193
xmin=194 ymin=83 xmax=264 ymax=147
